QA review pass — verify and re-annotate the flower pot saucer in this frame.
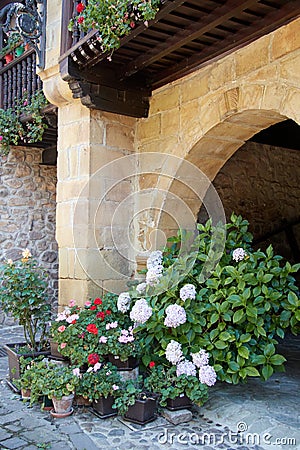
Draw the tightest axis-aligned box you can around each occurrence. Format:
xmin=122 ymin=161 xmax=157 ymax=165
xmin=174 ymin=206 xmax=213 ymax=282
xmin=50 ymin=407 xmax=73 ymax=418
xmin=92 ymin=410 xmax=117 ymax=419
xmin=123 ymin=413 xmax=157 ymax=425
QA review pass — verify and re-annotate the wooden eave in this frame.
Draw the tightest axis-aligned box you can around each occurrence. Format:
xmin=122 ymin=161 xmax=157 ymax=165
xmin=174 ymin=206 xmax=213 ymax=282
xmin=59 ymin=0 xmax=300 ymax=118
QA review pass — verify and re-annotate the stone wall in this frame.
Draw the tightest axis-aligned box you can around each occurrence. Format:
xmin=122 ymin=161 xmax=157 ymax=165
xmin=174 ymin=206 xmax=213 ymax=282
xmin=199 ymin=141 xmax=300 ymax=264
xmin=0 ymin=147 xmax=57 ymax=324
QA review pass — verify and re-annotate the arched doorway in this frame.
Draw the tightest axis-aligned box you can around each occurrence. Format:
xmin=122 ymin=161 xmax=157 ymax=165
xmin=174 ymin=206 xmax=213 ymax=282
xmin=198 ymin=119 xmax=300 ymax=267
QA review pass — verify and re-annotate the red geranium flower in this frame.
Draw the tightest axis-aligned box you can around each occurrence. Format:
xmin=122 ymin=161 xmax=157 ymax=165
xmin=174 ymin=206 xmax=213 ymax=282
xmin=130 ymin=21 xmax=135 ymax=28
xmin=86 ymin=323 xmax=98 ymax=335
xmin=88 ymin=353 xmax=99 ymax=365
xmin=71 ymin=320 xmax=77 ymax=324
xmin=96 ymin=311 xmax=105 ymax=320
xmin=90 ymin=305 xmax=96 ymax=310
xmin=76 ymin=2 xmax=85 ymax=13
xmin=77 ymin=16 xmax=84 ymax=24
xmin=106 ymin=310 xmax=111 ymax=315
xmin=94 ymin=298 xmax=102 ymax=305
xmin=149 ymin=361 xmax=155 ymax=368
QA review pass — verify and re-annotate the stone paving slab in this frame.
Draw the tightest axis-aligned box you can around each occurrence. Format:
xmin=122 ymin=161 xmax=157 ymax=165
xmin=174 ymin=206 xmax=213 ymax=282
xmin=0 ymin=326 xmax=299 ymax=450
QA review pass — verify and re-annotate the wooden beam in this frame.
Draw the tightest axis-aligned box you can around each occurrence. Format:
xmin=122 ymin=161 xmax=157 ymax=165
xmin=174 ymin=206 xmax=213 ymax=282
xmin=150 ymin=1 xmax=300 ymax=89
xmin=121 ymin=0 xmax=260 ymax=78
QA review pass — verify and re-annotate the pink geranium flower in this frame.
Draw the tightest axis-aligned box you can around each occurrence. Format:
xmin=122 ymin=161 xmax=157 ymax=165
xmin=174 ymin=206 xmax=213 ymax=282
xmin=58 ymin=325 xmax=66 ymax=332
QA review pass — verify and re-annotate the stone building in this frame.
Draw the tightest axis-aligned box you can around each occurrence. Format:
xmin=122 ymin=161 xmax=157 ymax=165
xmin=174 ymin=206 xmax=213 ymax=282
xmin=1 ymin=1 xmax=300 ymax=311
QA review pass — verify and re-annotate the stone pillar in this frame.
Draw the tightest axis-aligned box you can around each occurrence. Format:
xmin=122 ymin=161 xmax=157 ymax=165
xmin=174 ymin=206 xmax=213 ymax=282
xmin=56 ymin=104 xmax=136 ymax=307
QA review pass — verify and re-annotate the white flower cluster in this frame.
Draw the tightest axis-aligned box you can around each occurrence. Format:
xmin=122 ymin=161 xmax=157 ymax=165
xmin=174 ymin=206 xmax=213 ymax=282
xmin=191 ymin=349 xmax=210 ymax=368
xmin=179 ymin=284 xmax=196 ymax=301
xmin=164 ymin=304 xmax=187 ymax=328
xmin=176 ymin=359 xmax=197 ymax=377
xmin=198 ymin=365 xmax=217 ymax=386
xmin=136 ymin=282 xmax=147 ymax=294
xmin=232 ymin=247 xmax=246 ymax=262
xmin=145 ymin=250 xmax=163 ymax=285
xmin=166 ymin=342 xmax=217 ymax=387
xmin=117 ymin=292 xmax=131 ymax=313
xmin=55 ymin=307 xmax=71 ymax=322
xmin=165 ymin=340 xmax=183 ymax=365
xmin=130 ymin=298 xmax=153 ymax=324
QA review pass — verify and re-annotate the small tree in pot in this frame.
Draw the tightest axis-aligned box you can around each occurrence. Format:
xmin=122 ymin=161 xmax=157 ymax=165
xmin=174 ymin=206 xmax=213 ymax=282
xmin=0 ymin=249 xmax=51 ymax=351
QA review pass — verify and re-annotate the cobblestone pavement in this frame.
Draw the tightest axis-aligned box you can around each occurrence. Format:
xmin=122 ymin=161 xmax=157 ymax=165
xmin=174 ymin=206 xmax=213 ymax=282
xmin=0 ymin=325 xmax=299 ymax=450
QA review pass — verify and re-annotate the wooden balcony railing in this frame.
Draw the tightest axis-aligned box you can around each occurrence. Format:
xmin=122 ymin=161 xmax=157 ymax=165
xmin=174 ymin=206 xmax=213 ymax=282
xmin=0 ymin=48 xmax=42 ymax=110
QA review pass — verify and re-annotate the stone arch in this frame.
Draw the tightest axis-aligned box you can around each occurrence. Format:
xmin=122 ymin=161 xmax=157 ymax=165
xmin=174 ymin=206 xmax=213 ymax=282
xmin=157 ymin=82 xmax=300 ymax=237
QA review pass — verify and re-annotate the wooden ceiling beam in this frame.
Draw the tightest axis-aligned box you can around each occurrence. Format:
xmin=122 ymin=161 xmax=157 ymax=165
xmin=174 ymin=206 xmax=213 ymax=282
xmin=150 ymin=0 xmax=300 ymax=89
xmin=120 ymin=0 xmax=260 ymax=78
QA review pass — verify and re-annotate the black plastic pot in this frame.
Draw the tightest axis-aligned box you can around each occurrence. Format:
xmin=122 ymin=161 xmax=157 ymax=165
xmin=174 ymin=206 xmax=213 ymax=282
xmin=166 ymin=394 xmax=192 ymax=410
xmin=107 ymin=355 xmax=139 ymax=371
xmin=92 ymin=395 xmax=117 ymax=418
xmin=3 ymin=342 xmax=50 ymax=384
xmin=124 ymin=397 xmax=157 ymax=424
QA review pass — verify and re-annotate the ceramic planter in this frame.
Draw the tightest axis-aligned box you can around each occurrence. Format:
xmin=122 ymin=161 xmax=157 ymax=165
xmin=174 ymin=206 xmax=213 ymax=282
xmin=124 ymin=397 xmax=157 ymax=425
xmin=166 ymin=394 xmax=192 ymax=410
xmin=92 ymin=395 xmax=117 ymax=418
xmin=4 ymin=53 xmax=13 ymax=64
xmin=3 ymin=342 xmax=50 ymax=385
xmin=107 ymin=355 xmax=139 ymax=371
xmin=50 ymin=394 xmax=74 ymax=418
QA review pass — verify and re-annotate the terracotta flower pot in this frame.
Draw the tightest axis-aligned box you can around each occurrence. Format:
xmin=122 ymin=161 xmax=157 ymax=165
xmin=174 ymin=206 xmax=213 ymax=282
xmin=4 ymin=53 xmax=13 ymax=64
xmin=51 ymin=394 xmax=74 ymax=418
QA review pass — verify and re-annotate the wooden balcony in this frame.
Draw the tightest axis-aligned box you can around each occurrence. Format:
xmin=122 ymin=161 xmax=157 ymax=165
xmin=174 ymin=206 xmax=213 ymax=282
xmin=60 ymin=0 xmax=300 ymax=118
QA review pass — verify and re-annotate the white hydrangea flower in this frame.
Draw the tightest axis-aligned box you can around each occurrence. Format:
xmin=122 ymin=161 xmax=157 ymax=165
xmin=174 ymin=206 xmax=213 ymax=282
xmin=165 ymin=340 xmax=183 ymax=365
xmin=232 ymin=247 xmax=246 ymax=262
xmin=164 ymin=304 xmax=187 ymax=328
xmin=146 ymin=250 xmax=163 ymax=270
xmin=117 ymin=292 xmax=131 ymax=313
xmin=130 ymin=298 xmax=152 ymax=324
xmin=191 ymin=349 xmax=210 ymax=368
xmin=179 ymin=284 xmax=196 ymax=301
xmin=136 ymin=282 xmax=147 ymax=294
xmin=176 ymin=359 xmax=197 ymax=377
xmin=146 ymin=266 xmax=163 ymax=285
xmin=199 ymin=365 xmax=217 ymax=386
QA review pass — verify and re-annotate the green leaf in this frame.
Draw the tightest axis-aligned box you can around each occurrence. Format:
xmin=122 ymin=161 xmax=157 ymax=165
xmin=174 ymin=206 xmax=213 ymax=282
xmin=269 ymin=354 xmax=286 ymax=365
xmin=233 ymin=309 xmax=244 ymax=323
xmin=228 ymin=361 xmax=239 ymax=372
xmin=214 ymin=340 xmax=227 ymax=350
xmin=264 ymin=344 xmax=275 ymax=357
xmin=219 ymin=331 xmax=231 ymax=341
xmin=238 ymin=346 xmax=249 ymax=359
xmin=244 ymin=366 xmax=260 ymax=377
xmin=288 ymin=291 xmax=299 ymax=307
xmin=262 ymin=364 xmax=273 ymax=380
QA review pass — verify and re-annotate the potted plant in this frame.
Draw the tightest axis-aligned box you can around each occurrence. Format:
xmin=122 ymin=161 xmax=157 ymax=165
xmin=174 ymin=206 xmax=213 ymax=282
xmin=112 ymin=377 xmax=158 ymax=424
xmin=13 ymin=356 xmax=53 ymax=409
xmin=68 ymin=0 xmax=161 ymax=57
xmin=77 ymin=362 xmax=122 ymax=417
xmin=0 ymin=32 xmax=23 ymax=60
xmin=40 ymin=363 xmax=81 ymax=418
xmin=50 ymin=297 xmax=115 ymax=366
xmin=0 ymin=90 xmax=49 ymax=156
xmin=105 ymin=323 xmax=141 ymax=370
xmin=0 ymin=249 xmax=51 ymax=384
xmin=144 ymin=362 xmax=209 ymax=410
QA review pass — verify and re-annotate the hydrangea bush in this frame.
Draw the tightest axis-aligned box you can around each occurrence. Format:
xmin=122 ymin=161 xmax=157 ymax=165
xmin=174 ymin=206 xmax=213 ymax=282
xmin=126 ymin=214 xmax=299 ymax=384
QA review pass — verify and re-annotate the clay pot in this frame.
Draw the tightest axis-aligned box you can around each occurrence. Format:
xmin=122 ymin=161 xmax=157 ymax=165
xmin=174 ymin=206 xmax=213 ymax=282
xmin=50 ymin=393 xmax=74 ymax=418
xmin=4 ymin=53 xmax=13 ymax=64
